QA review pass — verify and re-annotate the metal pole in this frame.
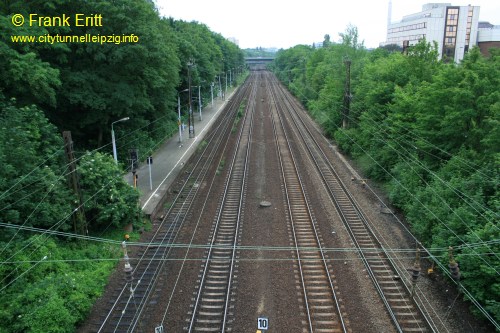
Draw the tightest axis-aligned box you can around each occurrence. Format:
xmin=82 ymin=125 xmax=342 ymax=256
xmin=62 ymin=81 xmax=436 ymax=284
xmin=411 ymin=247 xmax=421 ymax=298
xmin=211 ymin=83 xmax=214 ymax=107
xmin=177 ymin=94 xmax=182 ymax=143
xmin=111 ymin=117 xmax=129 ymax=163
xmin=148 ymin=162 xmax=152 ymax=191
xmin=111 ymin=126 xmax=118 ymax=163
xmin=225 ymin=72 xmax=227 ymax=100
xmin=198 ymin=85 xmax=202 ymax=121
xmin=218 ymin=75 xmax=222 ymax=99
xmin=188 ymin=62 xmax=195 ymax=138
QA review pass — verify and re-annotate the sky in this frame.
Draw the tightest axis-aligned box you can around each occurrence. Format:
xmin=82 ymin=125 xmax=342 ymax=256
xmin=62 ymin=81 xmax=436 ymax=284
xmin=155 ymin=0 xmax=500 ymax=49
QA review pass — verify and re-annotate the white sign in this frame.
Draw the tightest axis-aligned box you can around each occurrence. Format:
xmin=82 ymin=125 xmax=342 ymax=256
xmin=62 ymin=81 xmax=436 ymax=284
xmin=257 ymin=317 xmax=269 ymax=330
xmin=155 ymin=325 xmax=164 ymax=333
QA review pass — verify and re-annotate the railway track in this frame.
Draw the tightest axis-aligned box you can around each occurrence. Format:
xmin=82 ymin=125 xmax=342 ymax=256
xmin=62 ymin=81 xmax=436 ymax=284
xmin=268 ymin=73 xmax=436 ymax=333
xmin=94 ymin=79 xmax=252 ymax=333
xmin=94 ymin=70 xmax=440 ymax=332
xmin=185 ymin=77 xmax=258 ymax=331
xmin=269 ymin=78 xmax=349 ymax=333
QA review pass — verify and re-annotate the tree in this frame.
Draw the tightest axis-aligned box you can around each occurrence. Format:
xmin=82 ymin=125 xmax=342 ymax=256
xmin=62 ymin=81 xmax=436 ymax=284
xmin=272 ymin=34 xmax=499 ymax=325
xmin=0 ymin=96 xmax=72 ymax=235
xmin=78 ymin=151 xmax=142 ymax=231
xmin=323 ymin=34 xmax=331 ymax=47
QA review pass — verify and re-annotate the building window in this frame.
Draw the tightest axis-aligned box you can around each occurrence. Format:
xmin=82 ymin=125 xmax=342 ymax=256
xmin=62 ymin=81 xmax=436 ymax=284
xmin=443 ymin=6 xmax=460 ymax=59
xmin=387 ymin=22 xmax=426 ymax=35
xmin=465 ymin=6 xmax=474 ymax=48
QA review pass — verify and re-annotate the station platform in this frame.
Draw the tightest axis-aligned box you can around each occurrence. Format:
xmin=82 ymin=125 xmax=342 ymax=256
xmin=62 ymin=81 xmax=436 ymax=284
xmin=124 ymin=88 xmax=236 ymax=216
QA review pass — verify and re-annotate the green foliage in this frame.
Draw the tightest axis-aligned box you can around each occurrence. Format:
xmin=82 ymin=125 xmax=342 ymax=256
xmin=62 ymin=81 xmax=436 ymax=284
xmin=78 ymin=151 xmax=142 ymax=231
xmin=0 ymin=96 xmax=73 ymax=233
xmin=0 ymin=97 xmax=141 ymax=331
xmin=0 ymin=13 xmax=62 ymax=107
xmin=1 ymin=1 xmax=245 ymax=165
xmin=0 ymin=237 xmax=120 ymax=333
xmin=273 ymin=35 xmax=499 ymax=325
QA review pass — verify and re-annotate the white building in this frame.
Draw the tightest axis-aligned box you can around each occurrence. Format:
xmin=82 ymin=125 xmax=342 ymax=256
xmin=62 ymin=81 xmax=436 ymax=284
xmin=477 ymin=22 xmax=500 ymax=57
xmin=383 ymin=3 xmax=480 ymax=62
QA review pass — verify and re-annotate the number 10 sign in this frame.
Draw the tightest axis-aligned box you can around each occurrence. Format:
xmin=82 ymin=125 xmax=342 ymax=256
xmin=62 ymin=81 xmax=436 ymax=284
xmin=257 ymin=317 xmax=269 ymax=330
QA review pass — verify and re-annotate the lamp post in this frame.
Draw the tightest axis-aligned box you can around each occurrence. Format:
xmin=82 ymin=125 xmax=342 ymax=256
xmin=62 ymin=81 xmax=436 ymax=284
xmin=191 ymin=85 xmax=203 ymax=121
xmin=178 ymin=89 xmax=189 ymax=143
xmin=218 ymin=75 xmax=222 ymax=99
xmin=225 ymin=72 xmax=228 ymax=100
xmin=111 ymin=117 xmax=130 ymax=163
xmin=210 ymin=82 xmax=214 ymax=107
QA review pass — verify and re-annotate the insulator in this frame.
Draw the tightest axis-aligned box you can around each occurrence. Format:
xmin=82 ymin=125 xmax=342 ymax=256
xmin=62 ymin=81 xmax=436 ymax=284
xmin=124 ymin=262 xmax=133 ymax=283
xmin=449 ymin=262 xmax=461 ymax=282
xmin=411 ymin=264 xmax=421 ymax=281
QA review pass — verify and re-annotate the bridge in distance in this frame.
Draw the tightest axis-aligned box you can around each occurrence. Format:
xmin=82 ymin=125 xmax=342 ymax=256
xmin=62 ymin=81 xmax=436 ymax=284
xmin=245 ymin=57 xmax=274 ymax=70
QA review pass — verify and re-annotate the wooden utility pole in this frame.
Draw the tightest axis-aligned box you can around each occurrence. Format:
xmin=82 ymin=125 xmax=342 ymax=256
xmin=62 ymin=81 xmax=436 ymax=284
xmin=343 ymin=58 xmax=352 ymax=129
xmin=62 ymin=131 xmax=87 ymax=235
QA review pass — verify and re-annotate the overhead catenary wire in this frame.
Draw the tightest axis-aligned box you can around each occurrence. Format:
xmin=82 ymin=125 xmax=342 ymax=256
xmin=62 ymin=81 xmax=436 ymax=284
xmin=5 ymin=252 xmax=494 ymax=265
xmin=331 ymin=122 xmax=500 ymax=276
xmin=275 ymin=69 xmax=499 ymax=260
xmin=274 ymin=65 xmax=496 ymax=182
xmin=272 ymin=67 xmax=499 ymax=327
xmin=0 ymin=111 xmax=181 ymax=258
xmin=338 ymin=111 xmax=500 ymax=264
xmin=280 ymin=73 xmax=498 ymax=266
xmin=338 ymin=110 xmax=500 ymax=257
xmin=0 ymin=148 xmax=65 ymax=201
xmin=273 ymin=76 xmax=437 ymax=331
xmin=348 ymin=104 xmax=499 ymax=222
xmin=0 ymin=255 xmax=47 ymax=294
xmin=0 ymin=174 xmax=124 ymax=287
xmin=0 ymin=107 xmax=178 ymax=204
xmin=1 ymin=216 xmax=498 ymax=255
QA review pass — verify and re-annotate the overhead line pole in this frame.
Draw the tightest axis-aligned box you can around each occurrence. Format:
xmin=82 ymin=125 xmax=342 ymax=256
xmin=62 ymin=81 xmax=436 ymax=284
xmin=62 ymin=131 xmax=87 ymax=235
xmin=188 ymin=60 xmax=195 ymax=138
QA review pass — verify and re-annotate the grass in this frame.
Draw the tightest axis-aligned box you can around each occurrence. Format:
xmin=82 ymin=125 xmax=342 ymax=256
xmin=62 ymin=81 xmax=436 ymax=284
xmin=197 ymin=139 xmax=208 ymax=152
xmin=216 ymin=158 xmax=225 ymax=175
xmin=232 ymin=99 xmax=246 ymax=133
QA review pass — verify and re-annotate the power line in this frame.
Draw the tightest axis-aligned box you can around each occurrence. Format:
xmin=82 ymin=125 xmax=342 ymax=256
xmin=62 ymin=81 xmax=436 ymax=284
xmin=333 ymin=125 xmax=499 ymax=275
xmin=0 ymin=148 xmax=64 ymax=200
xmin=273 ymin=73 xmax=498 ymax=265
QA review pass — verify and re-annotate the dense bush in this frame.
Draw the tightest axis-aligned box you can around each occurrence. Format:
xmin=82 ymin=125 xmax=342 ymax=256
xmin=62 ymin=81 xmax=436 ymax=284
xmin=0 ymin=237 xmax=119 ymax=333
xmin=272 ymin=33 xmax=499 ymax=325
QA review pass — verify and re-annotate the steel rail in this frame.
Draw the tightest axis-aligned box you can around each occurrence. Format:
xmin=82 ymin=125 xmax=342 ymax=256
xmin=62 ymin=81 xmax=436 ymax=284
xmin=187 ymin=76 xmax=257 ymax=332
xmin=268 ymin=72 xmax=348 ymax=333
xmin=97 ymin=82 xmax=250 ymax=333
xmin=272 ymin=73 xmax=435 ymax=332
